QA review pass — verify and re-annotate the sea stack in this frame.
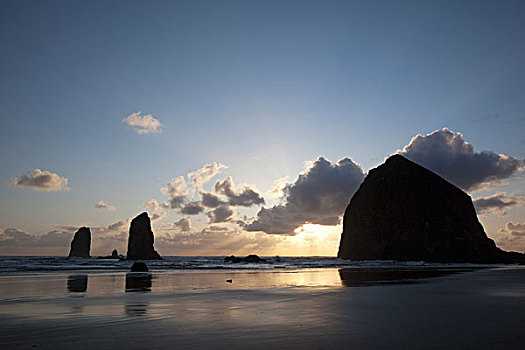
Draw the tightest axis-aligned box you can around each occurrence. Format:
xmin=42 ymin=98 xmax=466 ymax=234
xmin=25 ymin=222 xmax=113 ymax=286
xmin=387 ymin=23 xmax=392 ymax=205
xmin=126 ymin=212 xmax=162 ymax=260
xmin=68 ymin=227 xmax=91 ymax=258
xmin=338 ymin=154 xmax=524 ymax=263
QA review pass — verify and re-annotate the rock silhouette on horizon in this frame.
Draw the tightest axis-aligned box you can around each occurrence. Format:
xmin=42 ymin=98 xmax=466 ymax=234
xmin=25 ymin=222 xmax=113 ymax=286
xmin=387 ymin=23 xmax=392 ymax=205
xmin=68 ymin=227 xmax=91 ymax=258
xmin=224 ymin=255 xmax=266 ymax=263
xmin=126 ymin=212 xmax=162 ymax=260
xmin=338 ymin=154 xmax=524 ymax=264
xmin=130 ymin=262 xmax=149 ymax=272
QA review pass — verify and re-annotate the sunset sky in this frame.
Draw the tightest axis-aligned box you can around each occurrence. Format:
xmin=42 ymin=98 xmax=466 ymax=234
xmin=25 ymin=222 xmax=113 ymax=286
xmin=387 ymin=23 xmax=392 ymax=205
xmin=1 ymin=0 xmax=524 ymax=256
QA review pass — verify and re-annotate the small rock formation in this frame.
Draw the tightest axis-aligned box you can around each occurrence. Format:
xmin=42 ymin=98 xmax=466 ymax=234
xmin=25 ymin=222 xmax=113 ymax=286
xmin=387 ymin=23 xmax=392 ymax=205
xmin=224 ymin=254 xmax=266 ymax=263
xmin=97 ymin=249 xmax=122 ymax=260
xmin=338 ymin=154 xmax=525 ymax=263
xmin=68 ymin=227 xmax=91 ymax=258
xmin=126 ymin=212 xmax=162 ymax=260
xmin=130 ymin=262 xmax=149 ymax=272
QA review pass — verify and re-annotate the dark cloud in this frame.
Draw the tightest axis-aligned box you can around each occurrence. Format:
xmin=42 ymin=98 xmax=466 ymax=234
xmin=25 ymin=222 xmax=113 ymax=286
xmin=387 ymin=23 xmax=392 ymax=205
xmin=106 ymin=220 xmax=129 ymax=232
xmin=0 ymin=228 xmax=73 ymax=247
xmin=473 ymin=193 xmax=525 ymax=216
xmin=207 ymin=206 xmax=235 ymax=224
xmin=8 ymin=169 xmax=69 ymax=192
xmin=180 ymin=201 xmax=205 ymax=215
xmin=214 ymin=176 xmax=265 ymax=207
xmin=174 ymin=217 xmax=191 ymax=232
xmin=245 ymin=157 xmax=365 ymax=235
xmin=398 ymin=128 xmax=521 ymax=191
xmin=200 ymin=192 xmax=225 ymax=208
xmin=0 ymin=228 xmax=35 ymax=244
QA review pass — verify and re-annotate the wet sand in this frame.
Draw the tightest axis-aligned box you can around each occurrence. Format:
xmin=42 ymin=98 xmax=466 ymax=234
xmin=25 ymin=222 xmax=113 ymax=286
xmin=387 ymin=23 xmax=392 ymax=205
xmin=0 ymin=267 xmax=524 ymax=349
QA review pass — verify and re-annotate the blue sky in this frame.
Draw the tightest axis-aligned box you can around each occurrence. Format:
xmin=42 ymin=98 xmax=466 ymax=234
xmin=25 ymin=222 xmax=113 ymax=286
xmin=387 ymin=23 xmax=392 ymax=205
xmin=1 ymin=0 xmax=524 ymax=255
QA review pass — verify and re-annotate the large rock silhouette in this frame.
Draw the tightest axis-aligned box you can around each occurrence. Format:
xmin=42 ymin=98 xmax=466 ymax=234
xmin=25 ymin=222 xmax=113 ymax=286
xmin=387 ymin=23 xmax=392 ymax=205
xmin=68 ymin=227 xmax=91 ymax=258
xmin=338 ymin=155 xmax=524 ymax=263
xmin=126 ymin=212 xmax=162 ymax=260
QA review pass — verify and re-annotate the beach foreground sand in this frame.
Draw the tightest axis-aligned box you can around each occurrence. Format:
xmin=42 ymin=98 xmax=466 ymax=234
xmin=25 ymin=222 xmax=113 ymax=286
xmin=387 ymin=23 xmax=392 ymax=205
xmin=0 ymin=267 xmax=524 ymax=349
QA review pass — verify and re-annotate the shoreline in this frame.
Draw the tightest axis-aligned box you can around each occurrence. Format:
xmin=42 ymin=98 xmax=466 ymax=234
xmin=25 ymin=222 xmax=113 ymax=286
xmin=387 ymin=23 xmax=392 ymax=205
xmin=1 ymin=267 xmax=524 ymax=349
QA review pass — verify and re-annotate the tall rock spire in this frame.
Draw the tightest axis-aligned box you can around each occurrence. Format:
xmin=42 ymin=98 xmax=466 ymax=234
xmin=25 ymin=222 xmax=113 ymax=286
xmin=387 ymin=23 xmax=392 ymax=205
xmin=68 ymin=227 xmax=91 ymax=258
xmin=126 ymin=212 xmax=162 ymax=260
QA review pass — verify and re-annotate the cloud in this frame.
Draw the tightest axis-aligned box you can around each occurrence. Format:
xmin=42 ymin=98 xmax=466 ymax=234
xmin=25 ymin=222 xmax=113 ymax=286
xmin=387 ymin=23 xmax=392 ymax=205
xmin=122 ymin=112 xmax=161 ymax=135
xmin=143 ymin=199 xmax=167 ymax=221
xmin=155 ymin=225 xmax=281 ymax=256
xmin=174 ymin=217 xmax=191 ymax=232
xmin=267 ymin=176 xmax=290 ymax=199
xmin=473 ymin=193 xmax=525 ymax=216
xmin=9 ymin=169 xmax=69 ymax=192
xmin=0 ymin=216 xmax=136 ymax=256
xmin=0 ymin=227 xmax=73 ymax=255
xmin=94 ymin=200 xmax=116 ymax=211
xmin=245 ymin=156 xmax=365 ymax=235
xmin=207 ymin=205 xmax=235 ymax=223
xmin=187 ymin=162 xmax=228 ymax=189
xmin=162 ymin=176 xmax=188 ymax=208
xmin=398 ymin=128 xmax=522 ymax=191
xmin=214 ymin=177 xmax=265 ymax=207
xmin=495 ymin=222 xmax=525 ymax=253
xmin=180 ymin=201 xmax=205 ymax=215
xmin=0 ymin=228 xmax=35 ymax=244
xmin=200 ymin=192 xmax=225 ymax=208
xmin=106 ymin=219 xmax=130 ymax=232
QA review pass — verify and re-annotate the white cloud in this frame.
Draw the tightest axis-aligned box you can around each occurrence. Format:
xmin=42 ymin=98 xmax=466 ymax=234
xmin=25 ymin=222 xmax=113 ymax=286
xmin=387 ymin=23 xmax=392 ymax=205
xmin=94 ymin=200 xmax=116 ymax=211
xmin=162 ymin=176 xmax=188 ymax=208
xmin=122 ymin=111 xmax=161 ymax=135
xmin=187 ymin=162 xmax=228 ymax=189
xmin=9 ymin=169 xmax=69 ymax=192
xmin=398 ymin=128 xmax=521 ymax=191
xmin=143 ymin=199 xmax=167 ymax=221
xmin=266 ymin=176 xmax=290 ymax=199
xmin=495 ymin=222 xmax=525 ymax=253
xmin=245 ymin=156 xmax=365 ymax=235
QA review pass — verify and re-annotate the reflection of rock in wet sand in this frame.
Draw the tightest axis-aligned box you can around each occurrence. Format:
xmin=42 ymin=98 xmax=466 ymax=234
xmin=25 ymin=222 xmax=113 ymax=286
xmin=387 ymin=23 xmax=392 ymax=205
xmin=338 ymin=268 xmax=472 ymax=287
xmin=125 ymin=273 xmax=152 ymax=292
xmin=125 ymin=303 xmax=149 ymax=317
xmin=67 ymin=275 xmax=88 ymax=292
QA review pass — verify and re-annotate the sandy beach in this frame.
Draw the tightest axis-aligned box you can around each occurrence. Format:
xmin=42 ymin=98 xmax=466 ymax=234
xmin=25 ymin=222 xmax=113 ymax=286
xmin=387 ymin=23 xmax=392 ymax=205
xmin=0 ymin=267 xmax=523 ymax=349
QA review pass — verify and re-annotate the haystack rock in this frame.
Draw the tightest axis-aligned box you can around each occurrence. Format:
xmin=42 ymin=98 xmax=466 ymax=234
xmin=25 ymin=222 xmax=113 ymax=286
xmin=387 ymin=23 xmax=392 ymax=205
xmin=68 ymin=227 xmax=91 ymax=258
xmin=126 ymin=212 xmax=162 ymax=260
xmin=338 ymin=154 xmax=524 ymax=263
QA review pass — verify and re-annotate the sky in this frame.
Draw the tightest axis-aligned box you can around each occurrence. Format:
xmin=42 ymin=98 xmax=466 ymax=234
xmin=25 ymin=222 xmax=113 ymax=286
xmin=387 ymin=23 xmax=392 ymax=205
xmin=1 ymin=0 xmax=524 ymax=256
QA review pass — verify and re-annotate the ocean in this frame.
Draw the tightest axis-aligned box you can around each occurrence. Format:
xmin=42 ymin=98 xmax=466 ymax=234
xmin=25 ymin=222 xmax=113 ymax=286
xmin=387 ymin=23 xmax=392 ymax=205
xmin=0 ymin=255 xmax=498 ymax=275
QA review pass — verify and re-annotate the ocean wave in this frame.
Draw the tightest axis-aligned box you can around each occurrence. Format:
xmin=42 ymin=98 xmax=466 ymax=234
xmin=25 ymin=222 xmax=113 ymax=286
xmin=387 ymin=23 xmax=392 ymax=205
xmin=0 ymin=256 xmax=505 ymax=275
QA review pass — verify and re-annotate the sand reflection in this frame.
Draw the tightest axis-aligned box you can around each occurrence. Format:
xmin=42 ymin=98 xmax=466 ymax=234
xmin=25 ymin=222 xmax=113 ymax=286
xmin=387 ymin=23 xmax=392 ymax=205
xmin=125 ymin=273 xmax=152 ymax=292
xmin=67 ymin=275 xmax=88 ymax=292
xmin=125 ymin=303 xmax=149 ymax=317
xmin=338 ymin=267 xmax=473 ymax=287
